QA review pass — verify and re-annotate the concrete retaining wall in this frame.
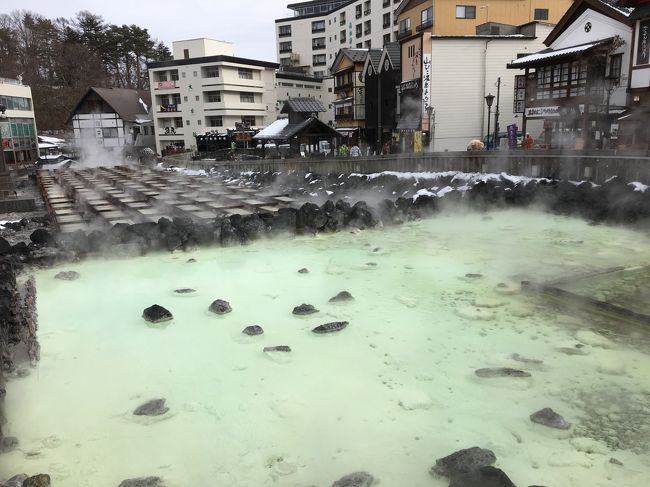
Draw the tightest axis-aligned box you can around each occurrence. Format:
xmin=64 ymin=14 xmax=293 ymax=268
xmin=169 ymin=150 xmax=650 ymax=184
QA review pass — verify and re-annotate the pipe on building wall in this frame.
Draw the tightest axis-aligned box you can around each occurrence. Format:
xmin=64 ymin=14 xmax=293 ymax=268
xmin=482 ymin=39 xmax=493 ymax=138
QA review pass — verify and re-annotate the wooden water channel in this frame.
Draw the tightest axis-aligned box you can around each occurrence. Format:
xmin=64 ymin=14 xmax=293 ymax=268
xmin=37 ymin=166 xmax=295 ymax=233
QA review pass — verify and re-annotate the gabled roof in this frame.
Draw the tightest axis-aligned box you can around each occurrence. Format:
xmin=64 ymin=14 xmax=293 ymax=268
xmin=545 ymin=0 xmax=634 ymax=46
xmin=508 ymin=38 xmax=614 ymax=68
xmin=254 ymin=116 xmax=339 ymax=141
xmin=281 ymin=97 xmax=326 ymax=114
xmin=330 ymin=48 xmax=369 ymax=74
xmin=362 ymin=49 xmax=384 ymax=77
xmin=394 ymin=0 xmax=429 ymax=17
xmin=381 ymin=42 xmax=401 ymax=70
xmin=69 ymin=87 xmax=152 ymax=123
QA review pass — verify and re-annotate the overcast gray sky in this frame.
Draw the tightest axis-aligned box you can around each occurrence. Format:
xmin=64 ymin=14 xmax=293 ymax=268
xmin=10 ymin=0 xmax=294 ymax=62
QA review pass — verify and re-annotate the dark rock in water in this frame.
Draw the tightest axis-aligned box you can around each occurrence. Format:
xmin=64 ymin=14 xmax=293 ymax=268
xmin=29 ymin=228 xmax=54 ymax=246
xmin=23 ymin=474 xmax=51 ymax=487
xmin=4 ymin=474 xmax=28 ymax=487
xmin=530 ymin=408 xmax=571 ymax=430
xmin=264 ymin=346 xmax=291 ymax=352
xmin=54 ymin=270 xmax=80 ymax=281
xmin=475 ymin=368 xmax=531 ymax=378
xmin=0 ymin=236 xmax=11 ymax=256
xmin=365 ymin=262 xmax=377 ymax=267
xmin=331 ymin=471 xmax=375 ymax=487
xmin=298 ymin=268 xmax=309 ymax=274
xmin=609 ymin=457 xmax=623 ymax=466
xmin=557 ymin=346 xmax=588 ymax=356
xmin=208 ymin=299 xmax=232 ymax=315
xmin=431 ymin=447 xmax=497 ymax=477
xmin=448 ymin=466 xmax=516 ymax=487
xmin=243 ymin=325 xmax=264 ymax=336
xmin=293 ymin=303 xmax=319 ymax=315
xmin=174 ymin=288 xmax=196 ymax=294
xmin=133 ymin=398 xmax=169 ymax=416
xmin=0 ymin=435 xmax=19 ymax=453
xmin=117 ymin=477 xmax=165 ymax=487
xmin=329 ymin=291 xmax=354 ymax=302
xmin=312 ymin=321 xmax=349 ymax=334
xmin=142 ymin=304 xmax=173 ymax=323
xmin=465 ymin=273 xmax=483 ymax=279
xmin=186 ymin=258 xmax=197 ymax=263
xmin=511 ymin=353 xmax=543 ymax=364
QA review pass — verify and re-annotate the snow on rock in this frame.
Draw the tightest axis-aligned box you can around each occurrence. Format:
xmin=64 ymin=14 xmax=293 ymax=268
xmin=629 ymin=181 xmax=649 ymax=192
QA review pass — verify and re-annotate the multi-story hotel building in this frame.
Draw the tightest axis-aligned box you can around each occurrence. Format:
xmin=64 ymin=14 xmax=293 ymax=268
xmin=0 ymin=77 xmax=38 ymax=165
xmin=275 ymin=0 xmax=404 ymax=78
xmin=147 ymin=38 xmax=279 ymax=155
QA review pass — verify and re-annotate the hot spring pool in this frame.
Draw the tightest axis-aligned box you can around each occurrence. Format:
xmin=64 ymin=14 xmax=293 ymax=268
xmin=2 ymin=209 xmax=650 ymax=486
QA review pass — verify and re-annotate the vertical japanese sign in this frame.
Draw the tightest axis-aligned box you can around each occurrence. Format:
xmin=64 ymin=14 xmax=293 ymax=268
xmin=513 ymin=75 xmax=525 ymax=113
xmin=421 ymin=54 xmax=431 ymax=113
xmin=637 ymin=20 xmax=649 ymax=65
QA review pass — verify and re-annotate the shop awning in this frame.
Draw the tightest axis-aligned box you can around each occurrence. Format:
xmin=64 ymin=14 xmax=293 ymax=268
xmin=508 ymin=38 xmax=613 ymax=68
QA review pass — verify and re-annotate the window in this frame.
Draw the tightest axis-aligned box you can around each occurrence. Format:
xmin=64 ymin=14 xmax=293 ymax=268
xmin=408 ymin=45 xmax=415 ymax=58
xmin=279 ymin=25 xmax=291 ymax=37
xmin=0 ymin=95 xmax=32 ymax=111
xmin=356 ymin=24 xmax=362 ymax=38
xmin=171 ymin=93 xmax=181 ymax=105
xmin=170 ymin=70 xmax=179 ymax=81
xmin=197 ymin=120 xmax=202 ymax=126
xmin=183 ymin=48 xmax=189 ymax=59
xmin=420 ymin=6 xmax=433 ymax=29
xmin=313 ymin=54 xmax=327 ymax=66
xmin=193 ymin=71 xmax=197 ymax=77
xmin=356 ymin=42 xmax=363 ymax=48
xmin=534 ymin=8 xmax=549 ymax=21
xmin=356 ymin=5 xmax=362 ymax=18
xmin=312 ymin=37 xmax=326 ymax=50
xmin=609 ymin=53 xmax=623 ymax=80
xmin=364 ymin=0 xmax=371 ymax=15
xmin=340 ymin=12 xmax=346 ymax=25
xmin=399 ymin=18 xmax=411 ymax=34
xmin=156 ymin=72 xmax=167 ymax=82
xmin=238 ymin=68 xmax=253 ymax=80
xmin=205 ymin=91 xmax=221 ymax=103
xmin=240 ymin=92 xmax=255 ymax=103
xmin=280 ymin=41 xmax=292 ymax=53
xmin=314 ymin=70 xmax=326 ymax=78
xmin=383 ymin=33 xmax=391 ymax=45
xmin=241 ymin=116 xmax=256 ymax=126
xmin=456 ymin=5 xmax=476 ymax=19
xmin=174 ymin=118 xmax=183 ymax=128
xmin=383 ymin=13 xmax=391 ymax=28
xmin=364 ymin=20 xmax=371 ymax=35
xmin=312 ymin=20 xmax=325 ymax=33
xmin=341 ymin=30 xmax=346 ymax=43
xmin=204 ymin=66 xmax=220 ymax=78
xmin=195 ymin=96 xmax=199 ymax=101
xmin=183 ymin=96 xmax=188 ymax=102
xmin=207 ymin=116 xmax=223 ymax=127
xmin=182 ymin=72 xmax=186 ymax=78
xmin=102 ymin=127 xmax=118 ymax=138
xmin=364 ymin=39 xmax=371 ymax=48
xmin=186 ymin=120 xmax=190 ymax=126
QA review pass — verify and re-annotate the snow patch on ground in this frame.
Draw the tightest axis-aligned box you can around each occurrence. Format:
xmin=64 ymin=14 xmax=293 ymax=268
xmin=629 ymin=181 xmax=649 ymax=192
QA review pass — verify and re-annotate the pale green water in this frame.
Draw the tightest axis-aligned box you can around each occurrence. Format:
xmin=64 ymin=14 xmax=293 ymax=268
xmin=2 ymin=209 xmax=650 ymax=486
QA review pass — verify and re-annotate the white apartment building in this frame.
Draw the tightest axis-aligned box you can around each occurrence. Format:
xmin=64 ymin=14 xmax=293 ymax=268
xmin=276 ymin=0 xmax=403 ymax=77
xmin=0 ymin=76 xmax=38 ymax=164
xmin=275 ymin=72 xmax=335 ymax=126
xmin=428 ymin=22 xmax=555 ymax=151
xmin=148 ymin=38 xmax=279 ymax=155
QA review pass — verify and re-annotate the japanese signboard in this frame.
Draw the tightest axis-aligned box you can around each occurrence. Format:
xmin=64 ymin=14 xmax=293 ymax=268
xmin=637 ymin=19 xmax=649 ymax=65
xmin=507 ymin=124 xmax=518 ymax=149
xmin=525 ymin=106 xmax=560 ymax=118
xmin=421 ymin=54 xmax=431 ymax=112
xmin=513 ymin=75 xmax=525 ymax=113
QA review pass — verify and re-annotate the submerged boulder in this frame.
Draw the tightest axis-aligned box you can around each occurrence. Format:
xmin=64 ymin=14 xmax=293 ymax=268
xmin=3 ymin=474 xmax=28 ymax=487
xmin=117 ymin=477 xmax=165 ymax=487
xmin=22 ymin=474 xmax=51 ymax=487
xmin=475 ymin=368 xmax=531 ymax=378
xmin=208 ymin=299 xmax=232 ymax=315
xmin=329 ymin=291 xmax=354 ymax=302
xmin=530 ymin=408 xmax=571 ymax=430
xmin=431 ymin=447 xmax=497 ymax=477
xmin=448 ymin=466 xmax=516 ymax=487
xmin=133 ymin=398 xmax=169 ymax=416
xmin=312 ymin=321 xmax=349 ymax=334
xmin=263 ymin=346 xmax=291 ymax=352
xmin=174 ymin=288 xmax=196 ymax=295
xmin=292 ymin=303 xmax=319 ymax=315
xmin=297 ymin=268 xmax=309 ymax=274
xmin=242 ymin=325 xmax=264 ymax=336
xmin=0 ymin=435 xmax=19 ymax=453
xmin=142 ymin=304 xmax=173 ymax=323
xmin=332 ymin=471 xmax=375 ymax=487
xmin=54 ymin=270 xmax=80 ymax=281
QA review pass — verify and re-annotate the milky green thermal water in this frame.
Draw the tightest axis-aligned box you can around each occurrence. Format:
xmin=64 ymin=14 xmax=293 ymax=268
xmin=2 ymin=209 xmax=650 ymax=487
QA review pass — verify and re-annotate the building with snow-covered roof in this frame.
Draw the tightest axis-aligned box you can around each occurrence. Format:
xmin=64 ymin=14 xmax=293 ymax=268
xmin=275 ymin=71 xmax=334 ymax=126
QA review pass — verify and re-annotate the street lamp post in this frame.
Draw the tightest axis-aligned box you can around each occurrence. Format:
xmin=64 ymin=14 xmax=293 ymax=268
xmin=603 ymin=74 xmax=619 ymax=146
xmin=425 ymin=105 xmax=435 ymax=152
xmin=485 ymin=93 xmax=494 ymax=149
xmin=0 ymin=105 xmax=8 ymax=172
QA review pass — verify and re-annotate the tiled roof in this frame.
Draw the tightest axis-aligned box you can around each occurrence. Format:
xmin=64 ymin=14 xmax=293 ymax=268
xmin=384 ymin=42 xmax=401 ymax=69
xmin=281 ymin=97 xmax=326 ymax=113
xmin=254 ymin=116 xmax=339 ymax=140
xmin=597 ymin=0 xmax=634 ymax=16
xmin=342 ymin=49 xmax=369 ymax=63
xmin=508 ymin=39 xmax=613 ymax=68
xmin=90 ymin=87 xmax=152 ymax=122
xmin=367 ymin=49 xmax=383 ymax=70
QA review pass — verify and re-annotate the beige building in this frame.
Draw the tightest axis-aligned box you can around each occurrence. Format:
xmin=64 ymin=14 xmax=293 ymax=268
xmin=147 ymin=38 xmax=279 ymax=155
xmin=0 ymin=77 xmax=38 ymax=164
xmin=275 ymin=71 xmax=335 ymax=126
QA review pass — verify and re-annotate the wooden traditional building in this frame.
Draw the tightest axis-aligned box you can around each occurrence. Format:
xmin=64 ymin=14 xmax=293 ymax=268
xmin=330 ymin=49 xmax=368 ymax=144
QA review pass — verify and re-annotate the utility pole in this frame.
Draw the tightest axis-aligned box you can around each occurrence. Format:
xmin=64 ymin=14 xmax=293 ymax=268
xmin=493 ymin=77 xmax=501 ymax=149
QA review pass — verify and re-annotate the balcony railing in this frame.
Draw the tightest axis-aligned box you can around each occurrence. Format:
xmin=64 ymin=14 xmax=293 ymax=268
xmin=356 ymin=11 xmax=362 ymax=19
xmin=312 ymin=26 xmax=325 ymax=33
xmin=397 ymin=29 xmax=412 ymax=40
xmin=417 ymin=19 xmax=433 ymax=31
xmin=313 ymin=60 xmax=327 ymax=66
xmin=340 ymin=19 xmax=346 ymax=26
xmin=364 ymin=28 xmax=371 ymax=35
xmin=279 ymin=47 xmax=292 ymax=53
xmin=279 ymin=31 xmax=291 ymax=38
xmin=312 ymin=44 xmax=326 ymax=50
xmin=154 ymin=81 xmax=177 ymax=90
